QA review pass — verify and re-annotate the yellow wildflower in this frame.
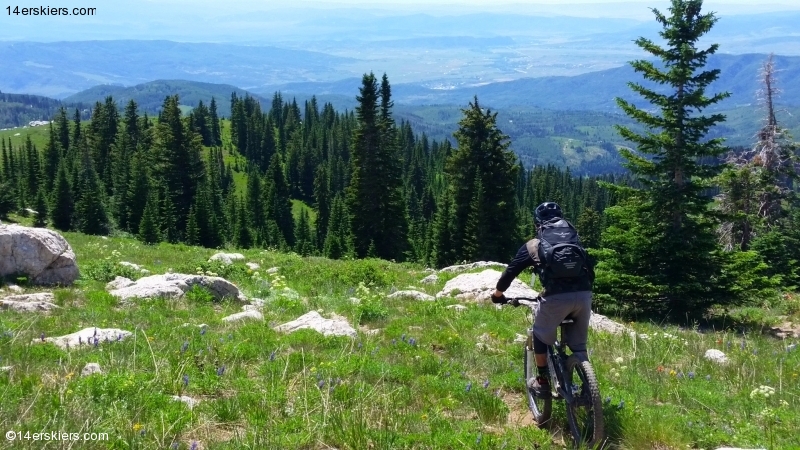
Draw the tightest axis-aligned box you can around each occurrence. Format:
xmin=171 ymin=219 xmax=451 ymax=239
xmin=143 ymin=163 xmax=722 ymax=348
xmin=132 ymin=423 xmax=142 ymax=432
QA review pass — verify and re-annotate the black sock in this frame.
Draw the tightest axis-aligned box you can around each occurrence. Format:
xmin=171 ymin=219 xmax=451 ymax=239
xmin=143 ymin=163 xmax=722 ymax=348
xmin=537 ymin=366 xmax=549 ymax=378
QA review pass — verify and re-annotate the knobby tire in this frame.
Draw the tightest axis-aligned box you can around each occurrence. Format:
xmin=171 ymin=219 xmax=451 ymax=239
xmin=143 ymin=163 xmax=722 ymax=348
xmin=523 ymin=343 xmax=551 ymax=427
xmin=565 ymin=354 xmax=604 ymax=448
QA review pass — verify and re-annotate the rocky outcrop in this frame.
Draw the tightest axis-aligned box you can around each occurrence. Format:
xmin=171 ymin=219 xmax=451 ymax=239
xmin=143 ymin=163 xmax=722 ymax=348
xmin=107 ymin=273 xmax=247 ymax=302
xmin=208 ymin=253 xmax=245 ymax=265
xmin=0 ymin=224 xmax=79 ymax=285
xmin=704 ymin=349 xmax=729 ymax=365
xmin=81 ymin=363 xmax=103 ymax=376
xmin=37 ymin=327 xmax=132 ymax=350
xmin=0 ymin=292 xmax=59 ymax=312
xmin=274 ymin=311 xmax=357 ymax=338
xmin=221 ymin=310 xmax=264 ymax=323
xmin=387 ymin=290 xmax=434 ymax=301
xmin=436 ymin=269 xmax=537 ymax=301
xmin=438 ymin=261 xmax=507 ymax=273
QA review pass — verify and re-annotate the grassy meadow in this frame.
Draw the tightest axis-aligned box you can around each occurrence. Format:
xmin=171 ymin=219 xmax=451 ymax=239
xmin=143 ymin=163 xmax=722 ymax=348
xmin=0 ymin=224 xmax=799 ymax=449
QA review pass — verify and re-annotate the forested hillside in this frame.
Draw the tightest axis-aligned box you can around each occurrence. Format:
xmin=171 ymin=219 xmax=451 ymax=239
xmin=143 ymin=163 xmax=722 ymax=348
xmin=0 ymin=91 xmax=90 ymax=129
xmin=1 ymin=4 xmax=799 ymax=323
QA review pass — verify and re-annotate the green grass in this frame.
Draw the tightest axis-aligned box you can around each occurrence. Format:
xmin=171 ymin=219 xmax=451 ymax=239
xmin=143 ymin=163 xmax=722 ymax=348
xmin=0 ymin=231 xmax=799 ymax=449
xmin=0 ymin=123 xmax=51 ymax=150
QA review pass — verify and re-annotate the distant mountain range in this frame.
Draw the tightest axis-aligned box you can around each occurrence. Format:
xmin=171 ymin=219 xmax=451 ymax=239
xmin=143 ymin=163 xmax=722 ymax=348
xmin=258 ymin=53 xmax=800 ymax=113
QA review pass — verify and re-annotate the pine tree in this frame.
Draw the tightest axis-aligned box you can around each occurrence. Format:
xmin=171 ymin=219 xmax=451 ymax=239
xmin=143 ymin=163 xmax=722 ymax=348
xmin=74 ymin=145 xmax=110 ymax=235
xmin=234 ymin=197 xmax=253 ymax=249
xmin=264 ymin=153 xmax=295 ymax=247
xmin=602 ymin=0 xmax=731 ymax=318
xmin=56 ymin=107 xmax=70 ymax=154
xmin=50 ymin=162 xmax=74 ymax=231
xmin=295 ymin=208 xmax=314 ymax=255
xmin=209 ymin=97 xmax=221 ymax=146
xmin=139 ymin=188 xmax=161 ymax=245
xmin=33 ymin=190 xmax=48 ymax=227
xmin=185 ymin=205 xmax=200 ymax=246
xmin=446 ymin=97 xmax=519 ymax=263
xmin=43 ymin=123 xmax=61 ymax=193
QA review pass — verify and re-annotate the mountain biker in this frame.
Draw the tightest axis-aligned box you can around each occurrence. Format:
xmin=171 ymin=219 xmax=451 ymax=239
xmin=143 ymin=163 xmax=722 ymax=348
xmin=491 ymin=202 xmax=594 ymax=398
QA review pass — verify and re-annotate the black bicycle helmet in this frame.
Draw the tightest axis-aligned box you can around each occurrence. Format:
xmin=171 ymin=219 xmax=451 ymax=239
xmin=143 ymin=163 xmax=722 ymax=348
xmin=534 ymin=202 xmax=563 ymax=225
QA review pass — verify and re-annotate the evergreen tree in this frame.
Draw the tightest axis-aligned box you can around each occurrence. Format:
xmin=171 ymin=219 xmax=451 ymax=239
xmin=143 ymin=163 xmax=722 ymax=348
xmin=125 ymin=152 xmax=150 ymax=234
xmin=33 ymin=190 xmax=48 ymax=227
xmin=50 ymin=162 xmax=74 ymax=231
xmin=264 ymin=153 xmax=295 ymax=247
xmin=601 ymin=0 xmax=731 ymax=318
xmin=139 ymin=189 xmax=161 ymax=244
xmin=347 ymin=72 xmax=409 ymax=260
xmin=295 ymin=208 xmax=314 ymax=255
xmin=234 ymin=197 xmax=253 ymax=249
xmin=56 ymin=107 xmax=70 ymax=154
xmin=324 ymin=193 xmax=352 ymax=259
xmin=209 ymin=97 xmax=221 ymax=146
xmin=43 ymin=123 xmax=61 ymax=193
xmin=185 ymin=205 xmax=201 ymax=246
xmin=446 ymin=97 xmax=519 ymax=263
xmin=74 ymin=145 xmax=110 ymax=235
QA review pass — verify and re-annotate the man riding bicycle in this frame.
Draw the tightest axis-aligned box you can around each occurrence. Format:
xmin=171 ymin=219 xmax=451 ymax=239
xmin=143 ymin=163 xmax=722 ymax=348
xmin=491 ymin=202 xmax=595 ymax=398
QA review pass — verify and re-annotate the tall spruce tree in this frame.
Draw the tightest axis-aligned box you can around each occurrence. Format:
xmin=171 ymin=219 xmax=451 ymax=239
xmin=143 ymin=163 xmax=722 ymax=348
xmin=139 ymin=188 xmax=161 ymax=244
xmin=601 ymin=0 xmax=731 ymax=318
xmin=346 ymin=72 xmax=409 ymax=260
xmin=446 ymin=97 xmax=519 ymax=263
xmin=50 ymin=162 xmax=74 ymax=231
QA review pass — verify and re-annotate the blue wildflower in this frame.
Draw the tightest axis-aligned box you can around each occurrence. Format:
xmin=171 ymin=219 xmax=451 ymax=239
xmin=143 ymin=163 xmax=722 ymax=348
xmin=140 ymin=429 xmax=146 ymax=436
xmin=495 ymin=388 xmax=501 ymax=397
xmin=408 ymin=338 xmax=416 ymax=346
xmin=216 ymin=365 xmax=226 ymax=376
xmin=200 ymin=327 xmax=206 ymax=336
xmin=190 ymin=441 xmax=198 ymax=450
xmin=392 ymin=339 xmax=397 ymax=345
xmin=269 ymin=351 xmax=276 ymax=361
xmin=401 ymin=334 xmax=406 ymax=342
xmin=183 ymin=374 xmax=189 ymax=387
xmin=40 ymin=332 xmax=45 ymax=342
xmin=688 ymin=371 xmax=695 ymax=380
xmin=465 ymin=382 xmax=472 ymax=392
xmin=677 ymin=372 xmax=684 ymax=379
xmin=483 ymin=379 xmax=490 ymax=389
xmin=318 ymin=380 xmax=325 ymax=389
xmin=617 ymin=400 xmax=625 ymax=410
xmin=604 ymin=396 xmax=611 ymax=405
xmin=94 ymin=337 xmax=99 ymax=348
xmin=171 ymin=442 xmax=179 ymax=449
xmin=181 ymin=341 xmax=189 ymax=353
xmin=476 ymin=434 xmax=482 ymax=445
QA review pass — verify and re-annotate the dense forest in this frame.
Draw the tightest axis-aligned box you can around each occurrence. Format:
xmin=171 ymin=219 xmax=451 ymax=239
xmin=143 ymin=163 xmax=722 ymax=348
xmin=1 ymin=1 xmax=798 ymax=322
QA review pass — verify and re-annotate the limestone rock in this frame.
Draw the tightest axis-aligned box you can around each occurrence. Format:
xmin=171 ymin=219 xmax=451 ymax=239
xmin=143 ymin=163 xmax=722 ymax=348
xmin=438 ymin=261 xmax=507 ymax=273
xmin=420 ymin=274 xmax=439 ymax=284
xmin=446 ymin=304 xmax=467 ymax=312
xmin=81 ymin=363 xmax=103 ymax=376
xmin=108 ymin=273 xmax=247 ymax=302
xmin=274 ymin=311 xmax=357 ymax=338
xmin=119 ymin=261 xmax=149 ymax=273
xmin=171 ymin=395 xmax=201 ymax=409
xmin=208 ymin=253 xmax=245 ymax=265
xmin=221 ymin=310 xmax=264 ymax=323
xmin=0 ymin=224 xmax=79 ymax=285
xmin=106 ymin=276 xmax=135 ymax=290
xmin=246 ymin=262 xmax=260 ymax=270
xmin=436 ymin=269 xmax=537 ymax=301
xmin=0 ymin=292 xmax=59 ymax=312
xmin=588 ymin=312 xmax=629 ymax=335
xmin=387 ymin=290 xmax=434 ymax=301
xmin=7 ymin=284 xmax=23 ymax=293
xmin=37 ymin=327 xmax=132 ymax=349
xmin=704 ymin=349 xmax=729 ymax=365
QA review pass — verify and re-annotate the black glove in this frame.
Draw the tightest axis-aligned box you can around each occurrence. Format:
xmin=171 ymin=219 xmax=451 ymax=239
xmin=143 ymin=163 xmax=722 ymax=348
xmin=491 ymin=293 xmax=507 ymax=304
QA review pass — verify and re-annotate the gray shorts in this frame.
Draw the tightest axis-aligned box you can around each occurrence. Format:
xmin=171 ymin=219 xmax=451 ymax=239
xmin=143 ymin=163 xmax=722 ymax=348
xmin=533 ymin=291 xmax=592 ymax=352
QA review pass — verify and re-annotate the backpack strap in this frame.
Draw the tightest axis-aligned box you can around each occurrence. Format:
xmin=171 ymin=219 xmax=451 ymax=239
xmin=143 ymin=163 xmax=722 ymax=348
xmin=525 ymin=238 xmax=542 ymax=266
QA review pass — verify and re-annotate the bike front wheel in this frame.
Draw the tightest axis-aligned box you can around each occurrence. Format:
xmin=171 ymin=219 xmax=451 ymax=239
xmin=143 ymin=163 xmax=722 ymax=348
xmin=565 ymin=353 xmax=604 ymax=448
xmin=523 ymin=344 xmax=551 ymax=427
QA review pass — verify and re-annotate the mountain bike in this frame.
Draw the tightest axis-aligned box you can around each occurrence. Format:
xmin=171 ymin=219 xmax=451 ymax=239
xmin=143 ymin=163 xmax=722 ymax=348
xmin=505 ymin=296 xmax=604 ymax=449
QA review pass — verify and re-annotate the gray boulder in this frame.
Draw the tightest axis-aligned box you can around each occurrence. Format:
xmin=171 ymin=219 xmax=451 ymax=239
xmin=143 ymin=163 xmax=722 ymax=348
xmin=221 ymin=310 xmax=264 ymax=323
xmin=0 ymin=292 xmax=59 ymax=312
xmin=81 ymin=363 xmax=103 ymax=376
xmin=387 ymin=290 xmax=434 ymax=301
xmin=0 ymin=224 xmax=79 ymax=285
xmin=208 ymin=252 xmax=245 ymax=265
xmin=108 ymin=273 xmax=247 ymax=302
xmin=704 ymin=349 xmax=729 ymax=365
xmin=37 ymin=327 xmax=132 ymax=349
xmin=438 ymin=261 xmax=507 ymax=273
xmin=436 ymin=269 xmax=537 ymax=301
xmin=274 ymin=311 xmax=357 ymax=338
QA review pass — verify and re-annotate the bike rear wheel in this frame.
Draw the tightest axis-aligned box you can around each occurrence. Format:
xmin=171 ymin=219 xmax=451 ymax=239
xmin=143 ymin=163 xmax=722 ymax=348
xmin=565 ymin=353 xmax=604 ymax=448
xmin=523 ymin=343 xmax=551 ymax=427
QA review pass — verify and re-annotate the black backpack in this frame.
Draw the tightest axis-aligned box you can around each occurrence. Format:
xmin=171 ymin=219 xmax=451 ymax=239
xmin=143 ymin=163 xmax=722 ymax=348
xmin=527 ymin=218 xmax=588 ymax=279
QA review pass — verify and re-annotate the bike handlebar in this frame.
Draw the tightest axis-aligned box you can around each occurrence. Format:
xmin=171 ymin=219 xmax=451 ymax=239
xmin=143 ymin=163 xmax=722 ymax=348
xmin=502 ymin=296 xmax=540 ymax=307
